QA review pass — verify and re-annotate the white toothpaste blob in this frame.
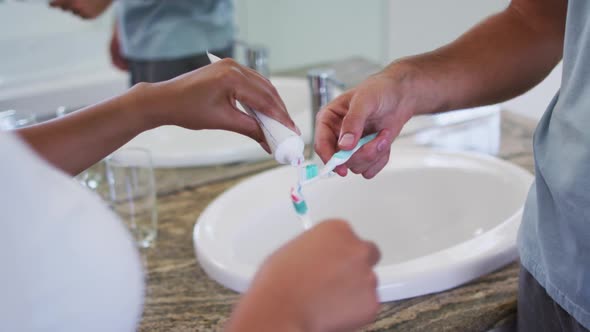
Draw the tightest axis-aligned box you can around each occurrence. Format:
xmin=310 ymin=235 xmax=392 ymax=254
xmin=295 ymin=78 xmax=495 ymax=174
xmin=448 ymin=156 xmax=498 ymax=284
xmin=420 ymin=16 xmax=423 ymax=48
xmin=207 ymin=52 xmax=304 ymax=166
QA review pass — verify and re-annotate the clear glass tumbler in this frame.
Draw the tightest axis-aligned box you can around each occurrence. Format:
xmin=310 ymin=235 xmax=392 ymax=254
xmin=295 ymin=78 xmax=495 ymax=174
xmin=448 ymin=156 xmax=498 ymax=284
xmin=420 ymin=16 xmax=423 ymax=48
xmin=105 ymin=148 xmax=158 ymax=248
xmin=0 ymin=110 xmax=37 ymax=130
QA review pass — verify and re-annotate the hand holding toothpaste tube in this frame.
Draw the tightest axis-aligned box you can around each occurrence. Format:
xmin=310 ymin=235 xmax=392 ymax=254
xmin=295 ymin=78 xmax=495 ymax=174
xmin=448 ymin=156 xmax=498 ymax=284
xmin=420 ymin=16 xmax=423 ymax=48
xmin=17 ymin=57 xmax=298 ymax=175
xmin=140 ymin=57 xmax=300 ymax=154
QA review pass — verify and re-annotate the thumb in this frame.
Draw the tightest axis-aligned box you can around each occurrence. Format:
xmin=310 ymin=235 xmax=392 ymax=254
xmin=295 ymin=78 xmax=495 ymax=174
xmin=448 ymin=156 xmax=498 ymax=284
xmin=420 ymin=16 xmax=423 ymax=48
xmin=338 ymin=92 xmax=374 ymax=150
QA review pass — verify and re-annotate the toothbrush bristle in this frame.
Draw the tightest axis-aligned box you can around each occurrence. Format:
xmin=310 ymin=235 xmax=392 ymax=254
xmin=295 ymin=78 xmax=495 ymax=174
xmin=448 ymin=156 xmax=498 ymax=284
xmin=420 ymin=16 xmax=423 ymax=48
xmin=305 ymin=164 xmax=319 ymax=180
xmin=290 ymin=186 xmax=308 ymax=215
xmin=290 ymin=186 xmax=303 ymax=202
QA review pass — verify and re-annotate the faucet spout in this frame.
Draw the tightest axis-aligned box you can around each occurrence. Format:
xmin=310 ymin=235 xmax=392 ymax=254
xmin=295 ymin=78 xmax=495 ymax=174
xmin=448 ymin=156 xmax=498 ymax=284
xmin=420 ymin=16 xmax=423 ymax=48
xmin=307 ymin=68 xmax=344 ymax=157
xmin=245 ymin=45 xmax=270 ymax=78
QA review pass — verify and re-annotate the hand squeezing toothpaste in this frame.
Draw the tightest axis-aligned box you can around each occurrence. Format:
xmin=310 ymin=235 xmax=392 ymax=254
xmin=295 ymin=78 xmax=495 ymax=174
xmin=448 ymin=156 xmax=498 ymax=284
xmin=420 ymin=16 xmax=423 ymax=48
xmin=290 ymin=133 xmax=378 ymax=229
xmin=207 ymin=52 xmax=305 ymax=166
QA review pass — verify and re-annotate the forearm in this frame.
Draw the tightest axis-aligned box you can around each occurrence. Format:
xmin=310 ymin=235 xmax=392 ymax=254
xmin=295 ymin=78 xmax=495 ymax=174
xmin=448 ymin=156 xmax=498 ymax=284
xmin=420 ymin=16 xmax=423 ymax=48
xmin=15 ymin=59 xmax=299 ymax=176
xmin=225 ymin=288 xmax=305 ymax=332
xmin=16 ymin=83 xmax=158 ymax=175
xmin=391 ymin=0 xmax=566 ymax=114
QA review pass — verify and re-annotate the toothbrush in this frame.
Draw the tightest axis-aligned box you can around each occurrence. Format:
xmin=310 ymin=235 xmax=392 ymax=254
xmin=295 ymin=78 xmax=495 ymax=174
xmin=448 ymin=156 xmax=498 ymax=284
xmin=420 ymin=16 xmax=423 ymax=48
xmin=296 ymin=133 xmax=379 ymax=186
xmin=289 ymin=133 xmax=379 ymax=230
xmin=320 ymin=133 xmax=378 ymax=176
xmin=207 ymin=52 xmax=304 ymax=166
xmin=290 ymin=185 xmax=313 ymax=229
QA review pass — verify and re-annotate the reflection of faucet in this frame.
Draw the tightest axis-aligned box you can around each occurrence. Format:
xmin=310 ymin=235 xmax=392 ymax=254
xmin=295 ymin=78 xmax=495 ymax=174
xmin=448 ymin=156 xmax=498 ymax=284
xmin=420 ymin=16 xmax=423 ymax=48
xmin=235 ymin=40 xmax=270 ymax=77
xmin=307 ymin=68 xmax=345 ymax=150
xmin=245 ymin=45 xmax=269 ymax=77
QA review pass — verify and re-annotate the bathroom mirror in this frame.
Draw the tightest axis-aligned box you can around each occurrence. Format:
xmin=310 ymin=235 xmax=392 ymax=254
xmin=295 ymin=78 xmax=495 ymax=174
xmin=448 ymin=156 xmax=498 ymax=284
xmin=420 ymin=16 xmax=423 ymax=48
xmin=0 ymin=0 xmax=508 ymax=167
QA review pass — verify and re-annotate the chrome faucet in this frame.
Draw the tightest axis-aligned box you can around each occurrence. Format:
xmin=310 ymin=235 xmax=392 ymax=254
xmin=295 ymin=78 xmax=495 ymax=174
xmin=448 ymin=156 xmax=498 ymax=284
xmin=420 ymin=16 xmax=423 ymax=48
xmin=245 ymin=45 xmax=270 ymax=77
xmin=307 ymin=68 xmax=345 ymax=148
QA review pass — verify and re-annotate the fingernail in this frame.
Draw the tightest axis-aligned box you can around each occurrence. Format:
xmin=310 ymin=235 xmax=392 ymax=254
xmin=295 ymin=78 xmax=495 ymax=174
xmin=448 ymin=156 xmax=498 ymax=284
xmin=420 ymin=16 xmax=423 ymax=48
xmin=339 ymin=133 xmax=355 ymax=147
xmin=377 ymin=140 xmax=388 ymax=152
xmin=260 ymin=141 xmax=271 ymax=154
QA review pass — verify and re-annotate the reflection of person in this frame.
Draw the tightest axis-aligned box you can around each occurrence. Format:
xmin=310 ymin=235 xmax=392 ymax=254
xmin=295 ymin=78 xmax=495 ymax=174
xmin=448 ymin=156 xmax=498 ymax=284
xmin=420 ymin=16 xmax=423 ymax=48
xmin=0 ymin=60 xmax=380 ymax=331
xmin=50 ymin=0 xmax=234 ymax=85
xmin=315 ymin=0 xmax=590 ymax=331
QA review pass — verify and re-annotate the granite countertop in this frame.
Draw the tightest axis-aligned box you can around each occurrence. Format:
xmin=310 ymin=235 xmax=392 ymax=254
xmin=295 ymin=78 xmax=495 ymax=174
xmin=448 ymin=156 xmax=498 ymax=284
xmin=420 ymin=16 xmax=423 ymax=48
xmin=134 ymin=59 xmax=537 ymax=331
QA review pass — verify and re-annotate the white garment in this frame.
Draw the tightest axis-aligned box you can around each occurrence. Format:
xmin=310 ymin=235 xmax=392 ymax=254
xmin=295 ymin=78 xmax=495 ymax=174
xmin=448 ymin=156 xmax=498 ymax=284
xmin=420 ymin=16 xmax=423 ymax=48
xmin=0 ymin=132 xmax=144 ymax=331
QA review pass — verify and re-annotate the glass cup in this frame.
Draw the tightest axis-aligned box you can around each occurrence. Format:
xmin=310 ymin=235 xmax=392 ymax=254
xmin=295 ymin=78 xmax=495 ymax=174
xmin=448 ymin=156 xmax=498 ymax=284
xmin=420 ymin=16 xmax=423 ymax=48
xmin=0 ymin=110 xmax=37 ymax=130
xmin=76 ymin=160 xmax=105 ymax=191
xmin=105 ymin=148 xmax=158 ymax=248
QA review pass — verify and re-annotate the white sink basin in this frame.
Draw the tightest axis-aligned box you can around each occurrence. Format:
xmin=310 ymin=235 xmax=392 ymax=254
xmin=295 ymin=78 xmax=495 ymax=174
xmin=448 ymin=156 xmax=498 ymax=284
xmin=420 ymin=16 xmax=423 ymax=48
xmin=193 ymin=148 xmax=533 ymax=301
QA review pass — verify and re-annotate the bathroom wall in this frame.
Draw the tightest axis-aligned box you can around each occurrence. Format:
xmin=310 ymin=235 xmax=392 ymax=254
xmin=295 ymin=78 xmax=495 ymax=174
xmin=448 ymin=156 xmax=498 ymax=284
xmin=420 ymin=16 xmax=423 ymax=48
xmin=386 ymin=0 xmax=509 ymax=60
xmin=234 ymin=0 xmax=389 ymax=71
xmin=0 ymin=1 xmax=115 ymax=89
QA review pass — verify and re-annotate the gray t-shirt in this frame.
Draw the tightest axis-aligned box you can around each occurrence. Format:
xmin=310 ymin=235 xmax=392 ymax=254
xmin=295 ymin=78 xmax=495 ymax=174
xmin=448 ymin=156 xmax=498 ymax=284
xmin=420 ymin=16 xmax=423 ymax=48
xmin=117 ymin=0 xmax=234 ymax=60
xmin=518 ymin=0 xmax=590 ymax=328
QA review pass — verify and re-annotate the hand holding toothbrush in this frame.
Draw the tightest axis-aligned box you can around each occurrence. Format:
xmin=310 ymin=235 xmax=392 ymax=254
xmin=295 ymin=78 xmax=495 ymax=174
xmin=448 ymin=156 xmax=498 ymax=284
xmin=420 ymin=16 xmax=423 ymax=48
xmin=226 ymin=220 xmax=381 ymax=332
xmin=314 ymin=68 xmax=421 ymax=179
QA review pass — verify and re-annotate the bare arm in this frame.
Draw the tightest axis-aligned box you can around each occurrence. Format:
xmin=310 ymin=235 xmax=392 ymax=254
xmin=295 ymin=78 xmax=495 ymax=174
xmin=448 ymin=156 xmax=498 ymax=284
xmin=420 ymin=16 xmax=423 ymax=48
xmin=315 ymin=0 xmax=567 ymax=179
xmin=400 ymin=0 xmax=567 ymax=113
xmin=17 ymin=60 xmax=297 ymax=175
xmin=17 ymin=88 xmax=147 ymax=175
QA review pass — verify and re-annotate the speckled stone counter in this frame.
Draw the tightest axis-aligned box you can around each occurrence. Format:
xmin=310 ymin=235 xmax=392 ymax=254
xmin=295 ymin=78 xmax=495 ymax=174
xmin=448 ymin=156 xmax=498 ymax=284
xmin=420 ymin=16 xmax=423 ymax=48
xmin=134 ymin=59 xmax=537 ymax=331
